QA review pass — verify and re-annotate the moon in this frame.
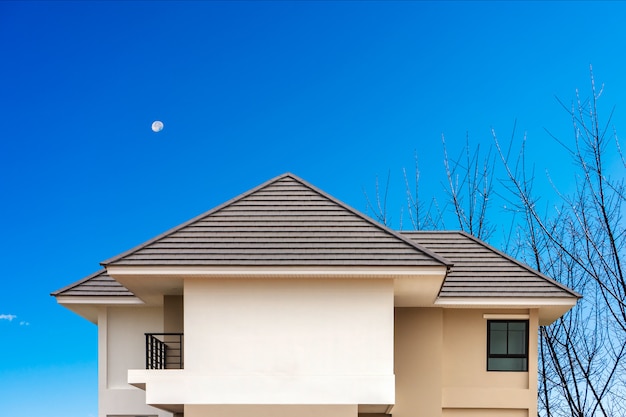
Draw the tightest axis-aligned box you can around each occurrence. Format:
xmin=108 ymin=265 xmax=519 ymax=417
xmin=151 ymin=120 xmax=164 ymax=132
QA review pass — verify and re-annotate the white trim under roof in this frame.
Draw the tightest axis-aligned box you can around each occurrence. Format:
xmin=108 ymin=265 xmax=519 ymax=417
xmin=105 ymin=265 xmax=449 ymax=308
xmin=55 ymin=296 xmax=144 ymax=305
xmin=483 ymin=313 xmax=530 ymax=320
xmin=436 ymin=296 xmax=577 ymax=326
xmin=106 ymin=265 xmax=448 ymax=278
xmin=435 ymin=297 xmax=577 ymax=307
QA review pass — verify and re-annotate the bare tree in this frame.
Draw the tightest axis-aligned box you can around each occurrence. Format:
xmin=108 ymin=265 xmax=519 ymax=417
xmin=441 ymin=133 xmax=496 ymax=240
xmin=401 ymin=152 xmax=444 ymax=231
xmin=367 ymin=67 xmax=625 ymax=416
xmin=366 ymin=136 xmax=496 ymax=238
xmin=364 ymin=170 xmax=392 ymax=226
xmin=495 ymin=67 xmax=625 ymax=417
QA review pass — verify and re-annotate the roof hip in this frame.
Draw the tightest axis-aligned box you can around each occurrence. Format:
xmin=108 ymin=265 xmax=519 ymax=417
xmin=101 ymin=173 xmax=450 ymax=268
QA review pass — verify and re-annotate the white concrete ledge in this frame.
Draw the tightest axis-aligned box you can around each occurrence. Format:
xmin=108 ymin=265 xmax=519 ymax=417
xmin=129 ymin=370 xmax=395 ymax=406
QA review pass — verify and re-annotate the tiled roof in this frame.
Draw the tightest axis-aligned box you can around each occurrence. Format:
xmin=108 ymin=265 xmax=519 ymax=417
xmin=51 ymin=269 xmax=134 ymax=297
xmin=53 ymin=175 xmax=579 ymax=302
xmin=101 ymin=173 xmax=449 ymax=267
xmin=402 ymin=231 xmax=580 ymax=299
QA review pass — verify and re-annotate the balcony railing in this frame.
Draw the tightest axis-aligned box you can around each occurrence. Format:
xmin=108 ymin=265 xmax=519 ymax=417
xmin=145 ymin=333 xmax=184 ymax=369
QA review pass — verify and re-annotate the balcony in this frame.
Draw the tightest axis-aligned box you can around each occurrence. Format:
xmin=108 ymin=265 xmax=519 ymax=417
xmin=145 ymin=333 xmax=184 ymax=369
xmin=130 ymin=330 xmax=393 ymax=409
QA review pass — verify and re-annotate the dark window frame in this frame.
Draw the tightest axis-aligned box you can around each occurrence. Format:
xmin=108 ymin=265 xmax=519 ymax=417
xmin=486 ymin=319 xmax=529 ymax=372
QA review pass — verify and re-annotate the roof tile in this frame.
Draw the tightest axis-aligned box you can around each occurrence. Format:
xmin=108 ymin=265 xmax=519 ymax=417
xmin=102 ymin=174 xmax=447 ymax=267
xmin=51 ymin=269 xmax=134 ymax=297
xmin=402 ymin=231 xmax=579 ymax=299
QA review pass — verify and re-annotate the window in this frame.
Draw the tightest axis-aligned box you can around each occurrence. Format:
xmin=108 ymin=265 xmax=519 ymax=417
xmin=487 ymin=320 xmax=528 ymax=371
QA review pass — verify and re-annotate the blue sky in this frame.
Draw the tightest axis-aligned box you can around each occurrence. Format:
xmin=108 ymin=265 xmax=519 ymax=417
xmin=1 ymin=1 xmax=625 ymax=416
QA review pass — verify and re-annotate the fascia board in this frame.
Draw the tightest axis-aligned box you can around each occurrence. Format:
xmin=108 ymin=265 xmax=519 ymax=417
xmin=435 ymin=297 xmax=578 ymax=307
xmin=436 ymin=296 xmax=578 ymax=325
xmin=55 ymin=295 xmax=144 ymax=305
xmin=106 ymin=265 xmax=448 ymax=278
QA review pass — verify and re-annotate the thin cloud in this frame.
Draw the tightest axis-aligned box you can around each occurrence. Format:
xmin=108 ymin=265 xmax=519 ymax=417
xmin=0 ymin=314 xmax=17 ymax=321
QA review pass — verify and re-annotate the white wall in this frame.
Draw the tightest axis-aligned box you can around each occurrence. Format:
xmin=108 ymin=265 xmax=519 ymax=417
xmin=184 ymin=404 xmax=357 ymax=417
xmin=99 ymin=306 xmax=171 ymax=417
xmin=107 ymin=306 xmax=162 ymax=388
xmin=184 ymin=278 xmax=394 ymax=377
xmin=128 ymin=278 xmax=395 ymax=407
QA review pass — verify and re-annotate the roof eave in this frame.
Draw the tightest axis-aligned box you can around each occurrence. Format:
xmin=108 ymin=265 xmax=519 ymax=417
xmin=435 ymin=295 xmax=578 ymax=325
xmin=456 ymin=231 xmax=582 ymax=299
xmin=51 ymin=269 xmax=109 ymax=297
xmin=106 ymin=264 xmax=449 ymax=278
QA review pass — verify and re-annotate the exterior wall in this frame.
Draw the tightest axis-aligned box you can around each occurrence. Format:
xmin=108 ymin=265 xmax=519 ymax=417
xmin=120 ymin=281 xmax=543 ymax=414
xmin=442 ymin=410 xmax=527 ymax=417
xmin=138 ymin=277 xmax=396 ymax=406
xmin=98 ymin=306 xmax=171 ymax=417
xmin=184 ymin=404 xmax=357 ymax=417
xmin=394 ymin=308 xmax=443 ymax=417
xmin=184 ymin=278 xmax=393 ymax=376
xmin=393 ymin=307 xmax=539 ymax=417
xmin=442 ymin=308 xmax=538 ymax=415
xmin=163 ymin=295 xmax=183 ymax=333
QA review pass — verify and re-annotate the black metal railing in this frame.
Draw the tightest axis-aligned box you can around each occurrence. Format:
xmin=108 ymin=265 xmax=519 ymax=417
xmin=145 ymin=333 xmax=184 ymax=369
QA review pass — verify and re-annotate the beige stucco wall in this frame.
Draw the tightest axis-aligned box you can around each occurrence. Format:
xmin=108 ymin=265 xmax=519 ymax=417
xmin=394 ymin=307 xmax=539 ymax=417
xmin=442 ymin=409 xmax=528 ymax=417
xmin=394 ymin=308 xmax=443 ymax=417
xmin=442 ymin=309 xmax=529 ymax=389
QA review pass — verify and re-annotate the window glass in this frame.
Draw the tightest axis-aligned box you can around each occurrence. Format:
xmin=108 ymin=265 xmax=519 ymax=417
xmin=508 ymin=326 xmax=526 ymax=355
xmin=487 ymin=320 xmax=528 ymax=372
xmin=489 ymin=326 xmax=507 ymax=354
xmin=488 ymin=357 xmax=527 ymax=371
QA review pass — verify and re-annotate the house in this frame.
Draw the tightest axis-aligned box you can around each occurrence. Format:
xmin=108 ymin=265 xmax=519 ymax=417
xmin=52 ymin=173 xmax=580 ymax=417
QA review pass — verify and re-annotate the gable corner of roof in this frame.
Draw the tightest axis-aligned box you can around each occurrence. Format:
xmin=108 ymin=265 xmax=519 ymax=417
xmin=51 ymin=268 xmax=107 ymax=297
